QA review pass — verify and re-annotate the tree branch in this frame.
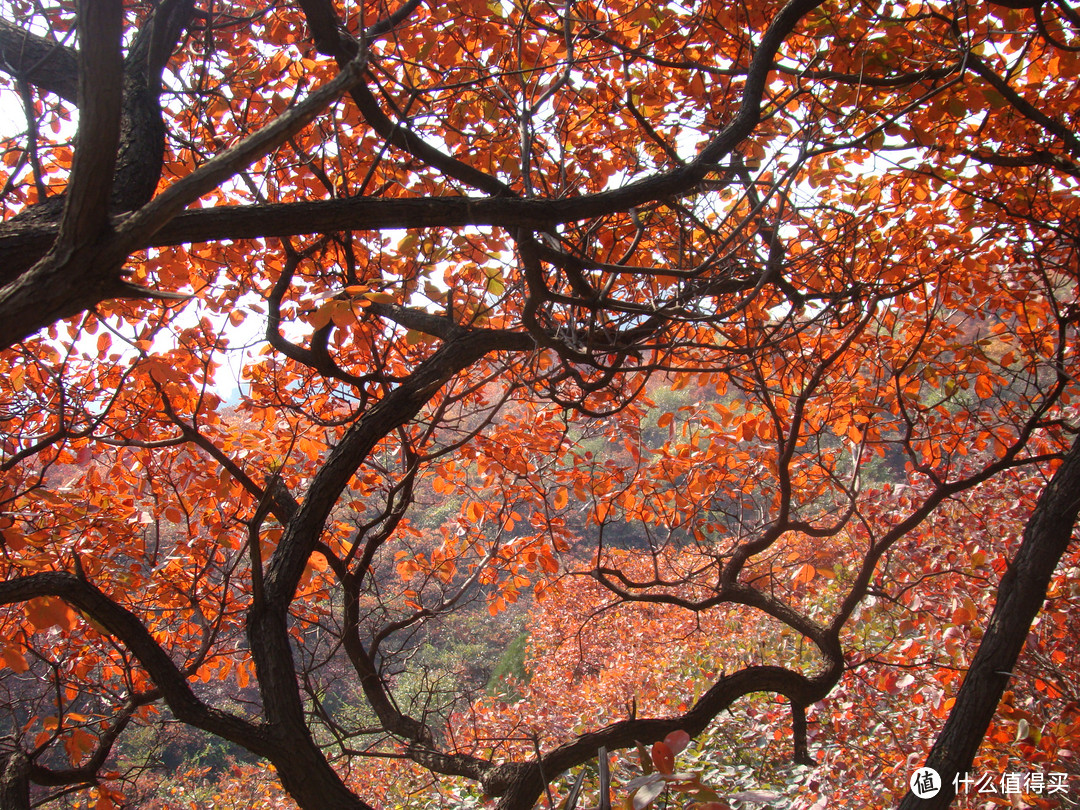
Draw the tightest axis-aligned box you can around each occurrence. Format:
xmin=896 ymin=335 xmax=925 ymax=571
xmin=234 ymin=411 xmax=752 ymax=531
xmin=0 ymin=19 xmax=78 ymax=103
xmin=58 ymin=0 xmax=124 ymax=249
xmin=487 ymin=663 xmax=840 ymax=807
xmin=897 ymin=434 xmax=1080 ymax=809
xmin=0 ymin=572 xmax=273 ymax=756
xmin=0 ymin=46 xmax=369 ymax=350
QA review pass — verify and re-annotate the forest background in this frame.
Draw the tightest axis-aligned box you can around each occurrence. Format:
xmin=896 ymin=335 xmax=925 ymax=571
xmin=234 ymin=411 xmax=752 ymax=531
xmin=0 ymin=0 xmax=1078 ymax=809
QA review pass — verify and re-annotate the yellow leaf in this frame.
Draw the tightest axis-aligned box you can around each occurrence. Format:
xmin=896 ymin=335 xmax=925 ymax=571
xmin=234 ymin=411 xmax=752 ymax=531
xmin=363 ymin=291 xmax=395 ymax=304
xmin=330 ymin=301 xmax=356 ymax=328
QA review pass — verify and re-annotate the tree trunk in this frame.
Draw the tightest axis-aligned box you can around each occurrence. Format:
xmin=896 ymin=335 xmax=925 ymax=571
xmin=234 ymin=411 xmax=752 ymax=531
xmin=0 ymin=746 xmax=31 ymax=810
xmin=897 ymin=435 xmax=1080 ymax=809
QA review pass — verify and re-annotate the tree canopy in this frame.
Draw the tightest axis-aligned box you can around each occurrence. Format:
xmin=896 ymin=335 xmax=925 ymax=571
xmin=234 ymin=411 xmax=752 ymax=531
xmin=0 ymin=0 xmax=1078 ymax=808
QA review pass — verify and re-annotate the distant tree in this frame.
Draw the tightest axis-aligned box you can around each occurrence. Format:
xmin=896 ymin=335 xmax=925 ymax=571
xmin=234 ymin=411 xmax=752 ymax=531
xmin=0 ymin=1 xmax=1077 ymax=808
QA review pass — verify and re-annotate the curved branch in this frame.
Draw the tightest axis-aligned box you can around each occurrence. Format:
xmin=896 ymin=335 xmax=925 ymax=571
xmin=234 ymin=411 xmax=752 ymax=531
xmin=0 ymin=572 xmax=273 ymax=756
xmin=487 ymin=662 xmax=841 ymax=808
xmin=0 ymin=19 xmax=78 ymax=103
xmin=365 ymin=0 xmax=426 ymax=38
xmin=0 ymin=48 xmax=370 ymax=350
xmin=237 ymin=325 xmax=534 ymax=805
xmin=261 ymin=325 xmax=534 ymax=607
xmin=112 ymin=0 xmax=196 ymax=213
xmin=295 ymin=0 xmax=516 ymax=197
xmin=967 ymin=52 xmax=1080 ymax=158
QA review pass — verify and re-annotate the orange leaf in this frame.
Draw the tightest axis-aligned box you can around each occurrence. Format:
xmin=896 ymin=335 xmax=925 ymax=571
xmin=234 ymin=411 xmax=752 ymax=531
xmin=792 ymin=563 xmax=816 ymax=586
xmin=330 ymin=301 xmax=356 ymax=328
xmin=308 ymin=300 xmax=336 ymax=330
xmin=94 ymin=787 xmax=118 ymax=810
xmin=25 ymin=597 xmax=78 ymax=632
xmin=1 ymin=645 xmax=28 ymax=673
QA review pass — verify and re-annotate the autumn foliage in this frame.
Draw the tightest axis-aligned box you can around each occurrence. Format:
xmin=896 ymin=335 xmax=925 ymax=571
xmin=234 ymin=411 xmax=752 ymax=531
xmin=0 ymin=0 xmax=1078 ymax=808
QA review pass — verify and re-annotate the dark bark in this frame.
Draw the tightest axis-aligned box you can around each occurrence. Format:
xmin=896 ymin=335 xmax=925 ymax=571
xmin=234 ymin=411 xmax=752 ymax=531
xmin=297 ymin=0 xmax=516 ymax=197
xmin=0 ymin=0 xmax=871 ymax=805
xmin=112 ymin=0 xmax=197 ymax=213
xmin=792 ymin=701 xmax=812 ymax=766
xmin=482 ymin=661 xmax=843 ymax=809
xmin=245 ymin=609 xmax=377 ymax=810
xmin=0 ymin=1 xmax=194 ymax=220
xmin=0 ymin=2 xmax=194 ymax=289
xmin=245 ymin=326 xmax=533 ymax=806
xmin=0 ymin=572 xmax=273 ymax=755
xmin=0 ymin=48 xmax=368 ymax=351
xmin=59 ymin=0 xmax=124 ymax=249
xmin=897 ymin=434 xmax=1080 ymax=809
xmin=0 ymin=570 xmax=374 ymax=808
xmin=0 ymin=0 xmax=827 ymax=348
xmin=0 ymin=323 xmax=533 ymax=810
xmin=0 ymin=3 xmax=130 ymax=348
xmin=966 ymin=54 xmax=1080 ymax=158
xmin=0 ymin=19 xmax=79 ymax=103
xmin=0 ymin=746 xmax=30 ymax=810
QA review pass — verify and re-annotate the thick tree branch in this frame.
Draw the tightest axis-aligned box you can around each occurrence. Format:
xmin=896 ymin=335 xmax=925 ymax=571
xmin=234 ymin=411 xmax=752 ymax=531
xmin=0 ymin=745 xmax=30 ymax=810
xmin=58 ymin=0 xmax=124 ymax=249
xmin=0 ymin=48 xmax=369 ymax=350
xmin=0 ymin=19 xmax=78 ymax=103
xmin=0 ymin=0 xmax=825 ymax=344
xmin=487 ymin=663 xmax=841 ymax=808
xmin=261 ymin=326 xmax=534 ymax=608
xmin=240 ymin=326 xmax=533 ymax=805
xmin=112 ymin=0 xmax=197 ymax=213
xmin=0 ymin=1 xmax=193 ymax=245
xmin=113 ymin=52 xmax=368 ymax=252
xmin=0 ymin=4 xmax=131 ymax=350
xmin=0 ymin=572 xmax=272 ymax=755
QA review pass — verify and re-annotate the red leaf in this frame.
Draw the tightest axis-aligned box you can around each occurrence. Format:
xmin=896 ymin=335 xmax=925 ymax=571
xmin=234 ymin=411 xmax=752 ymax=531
xmin=650 ymin=741 xmax=674 ymax=775
xmin=663 ymin=729 xmax=690 ymax=756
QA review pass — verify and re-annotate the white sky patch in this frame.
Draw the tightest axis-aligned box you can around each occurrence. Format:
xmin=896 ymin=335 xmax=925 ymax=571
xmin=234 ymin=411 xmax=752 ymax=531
xmin=0 ymin=93 xmax=26 ymax=140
